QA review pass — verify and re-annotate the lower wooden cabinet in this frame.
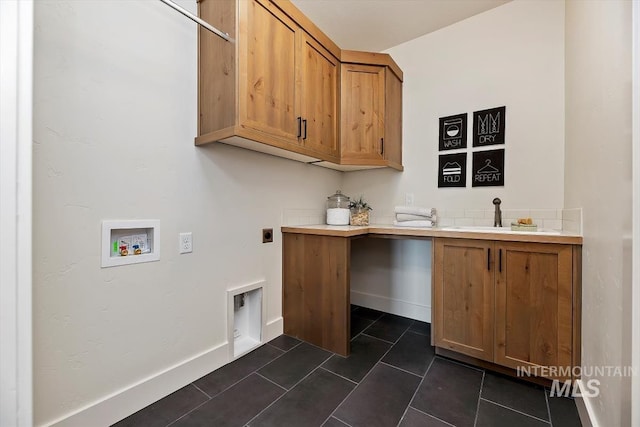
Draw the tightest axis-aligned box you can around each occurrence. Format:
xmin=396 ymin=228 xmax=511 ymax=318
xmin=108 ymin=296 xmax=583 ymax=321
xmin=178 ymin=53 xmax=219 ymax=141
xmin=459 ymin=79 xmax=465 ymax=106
xmin=433 ymin=239 xmax=495 ymax=362
xmin=282 ymin=232 xmax=351 ymax=356
xmin=433 ymin=238 xmax=581 ymax=381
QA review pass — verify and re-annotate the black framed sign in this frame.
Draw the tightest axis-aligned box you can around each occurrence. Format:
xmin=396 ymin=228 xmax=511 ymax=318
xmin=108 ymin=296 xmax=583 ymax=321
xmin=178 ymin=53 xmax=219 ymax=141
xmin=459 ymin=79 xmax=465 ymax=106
xmin=439 ymin=113 xmax=467 ymax=151
xmin=472 ymin=149 xmax=504 ymax=187
xmin=438 ymin=153 xmax=467 ymax=188
xmin=473 ymin=106 xmax=505 ymax=147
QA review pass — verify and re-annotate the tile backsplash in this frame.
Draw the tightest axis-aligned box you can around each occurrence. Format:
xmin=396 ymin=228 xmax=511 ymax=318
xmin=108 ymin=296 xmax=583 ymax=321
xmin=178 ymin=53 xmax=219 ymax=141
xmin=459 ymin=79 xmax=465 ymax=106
xmin=281 ymin=209 xmax=325 ymax=226
xmin=282 ymin=207 xmax=583 ymax=234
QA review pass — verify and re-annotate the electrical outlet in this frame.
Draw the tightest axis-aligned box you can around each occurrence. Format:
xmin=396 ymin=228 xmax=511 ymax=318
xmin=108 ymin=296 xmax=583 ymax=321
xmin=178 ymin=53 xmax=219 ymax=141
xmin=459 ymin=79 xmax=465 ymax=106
xmin=405 ymin=193 xmax=414 ymax=206
xmin=179 ymin=232 xmax=193 ymax=254
xmin=262 ymin=228 xmax=273 ymax=243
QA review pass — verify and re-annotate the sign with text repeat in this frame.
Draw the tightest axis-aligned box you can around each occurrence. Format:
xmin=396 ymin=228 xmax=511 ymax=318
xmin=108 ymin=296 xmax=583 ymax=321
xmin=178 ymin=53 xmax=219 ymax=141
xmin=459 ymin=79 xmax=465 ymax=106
xmin=472 ymin=149 xmax=504 ymax=187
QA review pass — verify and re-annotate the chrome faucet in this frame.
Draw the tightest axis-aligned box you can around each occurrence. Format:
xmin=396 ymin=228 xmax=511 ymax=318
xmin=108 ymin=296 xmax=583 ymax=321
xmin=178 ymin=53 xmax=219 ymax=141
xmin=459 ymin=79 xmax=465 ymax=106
xmin=493 ymin=198 xmax=502 ymax=227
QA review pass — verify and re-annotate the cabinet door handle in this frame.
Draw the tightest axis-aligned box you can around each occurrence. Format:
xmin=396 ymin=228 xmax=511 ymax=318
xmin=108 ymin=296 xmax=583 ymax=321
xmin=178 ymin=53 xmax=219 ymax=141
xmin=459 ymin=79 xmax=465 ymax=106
xmin=380 ymin=138 xmax=384 ymax=155
xmin=297 ymin=117 xmax=302 ymax=138
xmin=499 ymin=249 xmax=502 ymax=272
xmin=302 ymin=119 xmax=307 ymax=140
xmin=487 ymin=248 xmax=491 ymax=271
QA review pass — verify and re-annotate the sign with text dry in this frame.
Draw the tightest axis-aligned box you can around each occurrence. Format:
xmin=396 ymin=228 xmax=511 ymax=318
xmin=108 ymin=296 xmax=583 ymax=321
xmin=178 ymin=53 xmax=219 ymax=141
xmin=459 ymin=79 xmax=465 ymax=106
xmin=473 ymin=106 xmax=505 ymax=147
xmin=439 ymin=113 xmax=467 ymax=151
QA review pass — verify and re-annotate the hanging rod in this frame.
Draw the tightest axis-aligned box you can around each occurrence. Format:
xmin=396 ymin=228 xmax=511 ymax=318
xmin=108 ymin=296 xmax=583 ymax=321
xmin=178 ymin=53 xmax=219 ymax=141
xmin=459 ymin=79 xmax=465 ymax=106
xmin=158 ymin=0 xmax=232 ymax=42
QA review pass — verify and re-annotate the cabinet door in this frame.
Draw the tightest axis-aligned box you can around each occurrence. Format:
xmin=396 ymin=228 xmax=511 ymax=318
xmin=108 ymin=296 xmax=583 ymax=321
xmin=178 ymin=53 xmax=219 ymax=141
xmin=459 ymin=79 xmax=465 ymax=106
xmin=433 ymin=239 xmax=495 ymax=362
xmin=240 ymin=0 xmax=299 ymax=143
xmin=494 ymin=242 xmax=573 ymax=380
xmin=340 ymin=64 xmax=385 ymax=162
xmin=299 ymin=33 xmax=339 ymax=159
xmin=283 ymin=233 xmax=351 ymax=356
xmin=384 ymin=69 xmax=402 ymax=168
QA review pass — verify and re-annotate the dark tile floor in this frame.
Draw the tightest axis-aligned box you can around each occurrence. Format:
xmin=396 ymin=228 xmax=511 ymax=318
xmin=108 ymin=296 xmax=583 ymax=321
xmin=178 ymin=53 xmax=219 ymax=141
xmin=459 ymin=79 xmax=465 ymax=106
xmin=113 ymin=306 xmax=583 ymax=427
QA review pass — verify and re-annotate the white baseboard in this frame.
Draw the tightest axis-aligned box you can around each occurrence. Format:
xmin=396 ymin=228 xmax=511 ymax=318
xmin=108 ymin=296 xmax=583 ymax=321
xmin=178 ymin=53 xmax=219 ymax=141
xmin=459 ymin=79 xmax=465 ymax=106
xmin=575 ymin=379 xmax=599 ymax=427
xmin=45 ymin=342 xmax=229 ymax=427
xmin=351 ymin=290 xmax=431 ymax=323
xmin=265 ymin=316 xmax=283 ymax=341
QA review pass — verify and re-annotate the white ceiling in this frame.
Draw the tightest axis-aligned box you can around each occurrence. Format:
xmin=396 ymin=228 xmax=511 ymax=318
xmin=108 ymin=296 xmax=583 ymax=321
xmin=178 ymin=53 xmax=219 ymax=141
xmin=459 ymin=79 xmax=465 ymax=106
xmin=290 ymin=0 xmax=512 ymax=52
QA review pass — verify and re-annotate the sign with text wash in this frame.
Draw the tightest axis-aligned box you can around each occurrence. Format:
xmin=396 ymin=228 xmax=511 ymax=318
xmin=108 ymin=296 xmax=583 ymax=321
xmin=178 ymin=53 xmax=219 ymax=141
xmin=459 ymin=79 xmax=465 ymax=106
xmin=473 ymin=106 xmax=505 ymax=147
xmin=438 ymin=153 xmax=467 ymax=188
xmin=439 ymin=113 xmax=467 ymax=151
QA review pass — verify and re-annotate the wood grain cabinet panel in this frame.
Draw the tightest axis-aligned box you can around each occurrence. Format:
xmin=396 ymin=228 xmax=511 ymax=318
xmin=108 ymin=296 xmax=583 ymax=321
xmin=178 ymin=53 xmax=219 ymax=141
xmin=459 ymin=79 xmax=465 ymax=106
xmin=338 ymin=59 xmax=403 ymax=170
xmin=282 ymin=233 xmax=350 ymax=356
xmin=433 ymin=239 xmax=495 ymax=362
xmin=433 ymin=238 xmax=580 ymax=382
xmin=197 ymin=0 xmax=402 ymax=170
xmin=300 ymin=33 xmax=339 ymax=158
xmin=197 ymin=0 xmax=340 ymax=163
xmin=241 ymin=0 xmax=299 ymax=143
xmin=340 ymin=64 xmax=385 ymax=163
xmin=494 ymin=242 xmax=573 ymax=380
xmin=384 ymin=69 xmax=403 ymax=169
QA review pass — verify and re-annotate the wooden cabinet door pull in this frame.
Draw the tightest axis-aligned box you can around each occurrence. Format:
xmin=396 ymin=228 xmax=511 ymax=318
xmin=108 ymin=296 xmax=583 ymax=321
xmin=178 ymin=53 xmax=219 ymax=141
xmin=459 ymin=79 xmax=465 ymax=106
xmin=487 ymin=248 xmax=491 ymax=271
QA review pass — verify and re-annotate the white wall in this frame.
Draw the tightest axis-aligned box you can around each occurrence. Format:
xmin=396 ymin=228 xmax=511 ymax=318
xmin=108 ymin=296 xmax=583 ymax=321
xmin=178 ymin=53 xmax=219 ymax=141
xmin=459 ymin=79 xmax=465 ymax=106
xmin=0 ymin=1 xmax=33 ymax=426
xmin=32 ymin=1 xmax=341 ymax=425
xmin=564 ymin=1 xmax=633 ymax=425
xmin=346 ymin=0 xmax=566 ymax=321
xmin=351 ymin=238 xmax=432 ymax=322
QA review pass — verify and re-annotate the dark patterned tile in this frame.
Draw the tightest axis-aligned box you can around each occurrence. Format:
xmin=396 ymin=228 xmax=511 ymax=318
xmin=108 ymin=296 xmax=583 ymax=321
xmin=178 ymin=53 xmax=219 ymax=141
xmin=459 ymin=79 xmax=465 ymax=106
xmin=363 ymin=313 xmax=413 ymax=343
xmin=250 ymin=369 xmax=354 ymax=426
xmin=351 ymin=305 xmax=385 ymax=321
xmin=382 ymin=331 xmax=434 ymax=376
xmin=334 ymin=363 xmax=421 ymax=427
xmin=399 ymin=407 xmax=452 ymax=427
xmin=411 ymin=358 xmax=483 ymax=427
xmin=322 ymin=417 xmax=349 ymax=427
xmin=409 ymin=320 xmax=431 ymax=337
xmin=193 ymin=344 xmax=283 ymax=397
xmin=546 ymin=389 xmax=582 ymax=427
xmin=323 ymin=334 xmax=391 ymax=382
xmin=267 ymin=334 xmax=301 ymax=352
xmin=481 ymin=372 xmax=548 ymax=420
xmin=258 ymin=342 xmax=332 ymax=389
xmin=476 ymin=399 xmax=549 ymax=427
xmin=111 ymin=384 xmax=208 ymax=427
xmin=173 ymin=374 xmax=283 ymax=427
xmin=351 ymin=315 xmax=374 ymax=338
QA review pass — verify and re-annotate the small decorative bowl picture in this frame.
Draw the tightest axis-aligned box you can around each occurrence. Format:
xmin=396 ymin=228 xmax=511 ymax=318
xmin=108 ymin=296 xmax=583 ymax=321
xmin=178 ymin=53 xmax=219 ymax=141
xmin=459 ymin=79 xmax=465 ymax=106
xmin=349 ymin=196 xmax=372 ymax=226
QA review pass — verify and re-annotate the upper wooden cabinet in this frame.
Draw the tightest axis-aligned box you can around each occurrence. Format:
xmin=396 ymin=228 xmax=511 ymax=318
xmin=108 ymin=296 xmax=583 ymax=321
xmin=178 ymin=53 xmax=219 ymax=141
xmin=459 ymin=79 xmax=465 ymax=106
xmin=241 ymin=0 xmax=299 ymax=145
xmin=340 ymin=64 xmax=385 ymax=164
xmin=299 ymin=33 xmax=340 ymax=159
xmin=197 ymin=0 xmax=401 ymax=170
xmin=433 ymin=238 xmax=581 ymax=381
xmin=339 ymin=52 xmax=403 ymax=171
xmin=198 ymin=0 xmax=340 ymax=163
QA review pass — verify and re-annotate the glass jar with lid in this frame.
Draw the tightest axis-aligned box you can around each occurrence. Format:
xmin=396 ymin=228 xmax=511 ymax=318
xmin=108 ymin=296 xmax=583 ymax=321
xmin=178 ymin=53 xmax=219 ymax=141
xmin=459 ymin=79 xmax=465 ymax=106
xmin=326 ymin=190 xmax=351 ymax=225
